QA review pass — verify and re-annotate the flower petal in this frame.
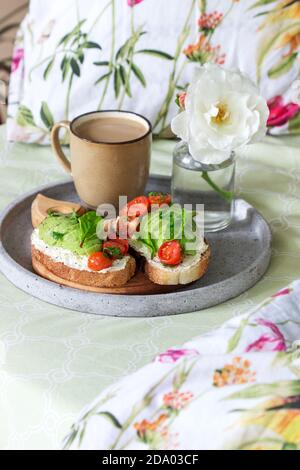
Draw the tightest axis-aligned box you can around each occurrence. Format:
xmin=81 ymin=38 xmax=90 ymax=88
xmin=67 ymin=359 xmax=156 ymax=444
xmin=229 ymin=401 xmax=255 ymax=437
xmin=171 ymin=111 xmax=189 ymax=141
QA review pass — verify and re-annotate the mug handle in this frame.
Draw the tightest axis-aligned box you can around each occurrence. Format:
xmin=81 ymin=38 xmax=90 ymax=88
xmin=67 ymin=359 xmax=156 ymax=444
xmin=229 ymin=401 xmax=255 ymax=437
xmin=51 ymin=121 xmax=71 ymax=173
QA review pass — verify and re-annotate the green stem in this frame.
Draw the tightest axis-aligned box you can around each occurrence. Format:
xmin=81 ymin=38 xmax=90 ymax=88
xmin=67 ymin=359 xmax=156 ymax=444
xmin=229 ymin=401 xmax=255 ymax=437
xmin=75 ymin=0 xmax=80 ymax=22
xmin=97 ymin=0 xmax=115 ymax=110
xmin=201 ymin=171 xmax=234 ymax=202
xmin=153 ymin=0 xmax=196 ymax=132
xmin=118 ymin=8 xmax=135 ymax=109
xmin=29 ymin=49 xmax=76 ymax=81
xmin=199 ymin=0 xmax=206 ymax=14
xmin=88 ymin=0 xmax=112 ymax=34
xmin=65 ymin=73 xmax=74 ymax=120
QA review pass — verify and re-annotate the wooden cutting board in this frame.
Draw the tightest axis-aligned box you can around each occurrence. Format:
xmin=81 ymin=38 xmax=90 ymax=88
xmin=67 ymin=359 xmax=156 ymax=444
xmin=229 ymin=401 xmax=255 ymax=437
xmin=31 ymin=194 xmax=181 ymax=295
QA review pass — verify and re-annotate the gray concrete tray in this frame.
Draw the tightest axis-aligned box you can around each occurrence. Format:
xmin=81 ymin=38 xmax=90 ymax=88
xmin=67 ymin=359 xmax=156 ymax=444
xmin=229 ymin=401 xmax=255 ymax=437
xmin=0 ymin=176 xmax=272 ymax=317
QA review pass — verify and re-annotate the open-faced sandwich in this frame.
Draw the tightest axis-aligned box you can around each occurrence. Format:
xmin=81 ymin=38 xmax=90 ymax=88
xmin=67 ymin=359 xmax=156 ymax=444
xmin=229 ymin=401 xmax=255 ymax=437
xmin=112 ymin=193 xmax=211 ymax=286
xmin=31 ymin=210 xmax=136 ymax=288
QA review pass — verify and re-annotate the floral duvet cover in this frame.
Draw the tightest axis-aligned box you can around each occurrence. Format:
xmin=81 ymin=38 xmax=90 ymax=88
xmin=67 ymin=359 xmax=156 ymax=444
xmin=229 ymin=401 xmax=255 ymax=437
xmin=64 ymin=282 xmax=300 ymax=450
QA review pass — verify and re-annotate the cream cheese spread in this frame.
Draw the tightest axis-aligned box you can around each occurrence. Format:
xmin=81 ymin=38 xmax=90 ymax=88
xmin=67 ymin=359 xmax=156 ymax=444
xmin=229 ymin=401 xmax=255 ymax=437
xmin=31 ymin=229 xmax=129 ymax=273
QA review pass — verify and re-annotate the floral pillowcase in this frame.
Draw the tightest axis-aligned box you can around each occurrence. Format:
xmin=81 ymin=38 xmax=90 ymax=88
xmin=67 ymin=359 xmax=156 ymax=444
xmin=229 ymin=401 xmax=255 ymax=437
xmin=7 ymin=0 xmax=300 ymax=144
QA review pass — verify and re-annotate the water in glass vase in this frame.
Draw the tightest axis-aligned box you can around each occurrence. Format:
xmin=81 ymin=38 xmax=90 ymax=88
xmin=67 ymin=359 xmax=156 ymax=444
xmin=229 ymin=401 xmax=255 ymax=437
xmin=172 ymin=141 xmax=235 ymax=232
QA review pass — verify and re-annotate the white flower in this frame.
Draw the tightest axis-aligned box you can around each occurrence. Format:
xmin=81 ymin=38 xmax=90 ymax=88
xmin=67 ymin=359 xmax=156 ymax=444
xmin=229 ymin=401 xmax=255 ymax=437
xmin=291 ymin=80 xmax=300 ymax=105
xmin=171 ymin=64 xmax=269 ymax=164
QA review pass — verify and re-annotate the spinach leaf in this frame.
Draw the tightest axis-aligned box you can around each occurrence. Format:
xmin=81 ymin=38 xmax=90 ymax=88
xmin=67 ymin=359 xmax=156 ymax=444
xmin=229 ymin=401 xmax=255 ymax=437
xmin=52 ymin=231 xmax=64 ymax=241
xmin=78 ymin=211 xmax=102 ymax=246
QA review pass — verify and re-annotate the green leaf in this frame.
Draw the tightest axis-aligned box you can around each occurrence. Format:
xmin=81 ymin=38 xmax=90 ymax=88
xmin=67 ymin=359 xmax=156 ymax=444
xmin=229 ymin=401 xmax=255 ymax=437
xmin=61 ymin=57 xmax=70 ymax=82
xmin=257 ymin=22 xmax=300 ymax=80
xmin=136 ymin=49 xmax=174 ymax=60
xmin=119 ymin=64 xmax=132 ymax=97
xmin=288 ymin=110 xmax=300 ymax=133
xmin=116 ymin=38 xmax=133 ymax=61
xmin=114 ymin=67 xmax=122 ymax=98
xmin=78 ymin=211 xmax=102 ymax=245
xmin=119 ymin=64 xmax=127 ymax=85
xmin=268 ymin=53 xmax=298 ymax=79
xmin=52 ymin=231 xmax=64 ymax=241
xmin=62 ymin=429 xmax=78 ymax=450
xmin=94 ymin=61 xmax=109 ymax=66
xmin=103 ymin=246 xmax=122 ymax=259
xmin=125 ymin=80 xmax=132 ymax=98
xmin=77 ymin=52 xmax=85 ymax=64
xmin=249 ymin=0 xmax=277 ymax=9
xmin=70 ymin=58 xmax=80 ymax=77
xmin=282 ymin=442 xmax=299 ymax=450
xmin=224 ymin=380 xmax=300 ymax=401
xmin=58 ymin=19 xmax=86 ymax=46
xmin=97 ymin=412 xmax=122 ymax=429
xmin=16 ymin=105 xmax=36 ymax=128
xmin=131 ymin=62 xmax=146 ymax=87
xmin=40 ymin=101 xmax=54 ymax=130
xmin=84 ymin=41 xmax=102 ymax=50
xmin=267 ymin=401 xmax=300 ymax=412
xmin=43 ymin=58 xmax=55 ymax=80
xmin=226 ymin=319 xmax=248 ymax=353
xmin=57 ymin=33 xmax=72 ymax=47
xmin=95 ymin=71 xmax=112 ymax=85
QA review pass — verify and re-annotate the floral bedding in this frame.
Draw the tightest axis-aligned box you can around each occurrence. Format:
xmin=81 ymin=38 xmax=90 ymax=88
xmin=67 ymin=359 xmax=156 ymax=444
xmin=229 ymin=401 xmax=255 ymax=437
xmin=7 ymin=0 xmax=300 ymax=144
xmin=64 ymin=282 xmax=300 ymax=450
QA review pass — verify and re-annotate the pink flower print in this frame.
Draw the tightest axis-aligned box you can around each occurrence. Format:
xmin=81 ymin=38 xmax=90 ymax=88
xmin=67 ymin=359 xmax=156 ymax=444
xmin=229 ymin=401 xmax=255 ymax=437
xmin=267 ymin=95 xmax=299 ymax=127
xmin=198 ymin=11 xmax=223 ymax=32
xmin=246 ymin=319 xmax=286 ymax=353
xmin=155 ymin=348 xmax=199 ymax=364
xmin=11 ymin=48 xmax=24 ymax=73
xmin=272 ymin=287 xmax=291 ymax=298
xmin=127 ymin=0 xmax=144 ymax=6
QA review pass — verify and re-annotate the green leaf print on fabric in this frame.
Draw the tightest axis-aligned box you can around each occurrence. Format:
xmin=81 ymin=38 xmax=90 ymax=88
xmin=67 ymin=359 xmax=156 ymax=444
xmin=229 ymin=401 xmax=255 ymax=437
xmin=227 ymin=319 xmax=248 ymax=353
xmin=136 ymin=49 xmax=174 ymax=60
xmin=16 ymin=105 xmax=36 ymax=127
xmin=95 ymin=1 xmax=175 ymax=110
xmin=252 ymin=1 xmax=300 ymax=82
xmin=288 ymin=110 xmax=300 ymax=133
xmin=40 ymin=102 xmax=54 ymax=130
xmin=130 ymin=62 xmax=146 ymax=87
xmin=30 ymin=13 xmax=104 ymax=121
xmin=249 ymin=0 xmax=277 ymax=10
xmin=268 ymin=52 xmax=298 ymax=79
xmin=224 ymin=380 xmax=300 ymax=401
xmin=98 ymin=412 xmax=123 ymax=429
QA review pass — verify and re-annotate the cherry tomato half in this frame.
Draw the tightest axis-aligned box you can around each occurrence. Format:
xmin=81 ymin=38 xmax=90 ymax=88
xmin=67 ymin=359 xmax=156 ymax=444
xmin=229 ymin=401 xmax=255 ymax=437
xmin=120 ymin=196 xmax=150 ymax=220
xmin=148 ymin=192 xmax=172 ymax=207
xmin=103 ymin=239 xmax=129 ymax=259
xmin=88 ymin=252 xmax=113 ymax=271
xmin=158 ymin=240 xmax=182 ymax=266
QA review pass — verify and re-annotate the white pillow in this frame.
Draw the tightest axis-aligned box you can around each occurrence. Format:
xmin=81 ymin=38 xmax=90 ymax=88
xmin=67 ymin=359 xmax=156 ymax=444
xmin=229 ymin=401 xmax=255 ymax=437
xmin=7 ymin=0 xmax=300 ymax=144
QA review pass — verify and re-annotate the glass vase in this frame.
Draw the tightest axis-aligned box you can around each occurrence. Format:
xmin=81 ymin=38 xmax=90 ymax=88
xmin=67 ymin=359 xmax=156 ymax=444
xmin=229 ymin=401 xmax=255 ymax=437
xmin=171 ymin=141 xmax=235 ymax=232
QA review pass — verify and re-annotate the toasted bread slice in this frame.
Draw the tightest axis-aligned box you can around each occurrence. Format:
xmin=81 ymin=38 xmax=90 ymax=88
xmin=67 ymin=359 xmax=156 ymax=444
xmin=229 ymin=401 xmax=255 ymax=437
xmin=145 ymin=245 xmax=211 ymax=286
xmin=32 ymin=246 xmax=136 ymax=288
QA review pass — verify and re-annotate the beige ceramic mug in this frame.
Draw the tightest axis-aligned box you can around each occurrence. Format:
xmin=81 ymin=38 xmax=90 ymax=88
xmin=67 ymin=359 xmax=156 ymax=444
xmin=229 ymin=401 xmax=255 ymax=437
xmin=51 ymin=110 xmax=152 ymax=208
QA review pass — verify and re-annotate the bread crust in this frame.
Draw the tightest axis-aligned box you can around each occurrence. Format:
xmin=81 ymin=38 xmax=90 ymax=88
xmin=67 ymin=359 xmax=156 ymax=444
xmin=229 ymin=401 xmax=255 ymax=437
xmin=32 ymin=246 xmax=136 ymax=288
xmin=145 ymin=245 xmax=211 ymax=286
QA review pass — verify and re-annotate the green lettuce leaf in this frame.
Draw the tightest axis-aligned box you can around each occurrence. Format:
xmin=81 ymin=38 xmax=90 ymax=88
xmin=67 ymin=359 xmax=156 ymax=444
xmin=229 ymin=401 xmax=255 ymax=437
xmin=136 ymin=206 xmax=199 ymax=258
